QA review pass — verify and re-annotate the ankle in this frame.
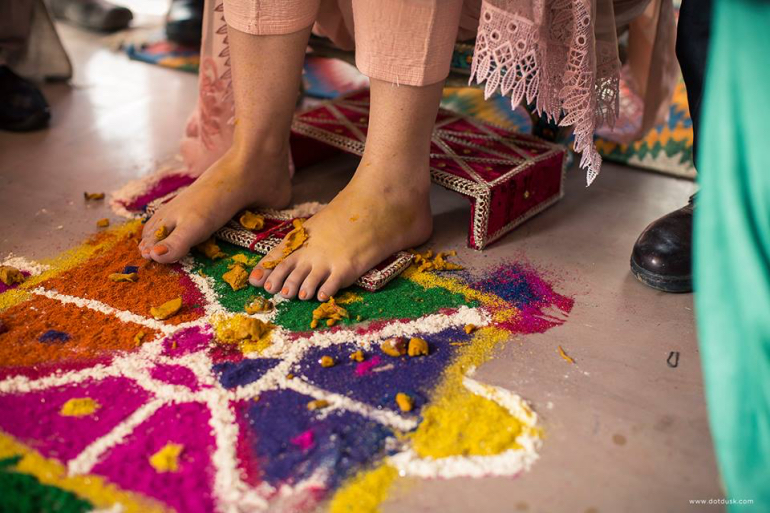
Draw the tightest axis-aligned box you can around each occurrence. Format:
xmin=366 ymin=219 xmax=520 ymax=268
xmin=230 ymin=127 xmax=290 ymax=164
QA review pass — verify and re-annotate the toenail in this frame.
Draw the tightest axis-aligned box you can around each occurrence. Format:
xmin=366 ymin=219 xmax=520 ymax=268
xmin=299 ymin=290 xmax=307 ymax=299
xmin=152 ymin=245 xmax=169 ymax=255
xmin=281 ymin=287 xmax=289 ymax=295
xmin=251 ymin=269 xmax=264 ymax=280
xmin=319 ymin=292 xmax=328 ymax=300
xmin=265 ymin=282 xmax=272 ymax=291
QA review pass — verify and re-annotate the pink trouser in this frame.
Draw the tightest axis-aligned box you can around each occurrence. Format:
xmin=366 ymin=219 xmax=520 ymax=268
xmin=222 ymin=0 xmax=471 ymax=86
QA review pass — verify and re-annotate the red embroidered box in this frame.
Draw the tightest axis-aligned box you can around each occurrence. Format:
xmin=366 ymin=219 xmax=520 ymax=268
xmin=290 ymin=90 xmax=567 ymax=250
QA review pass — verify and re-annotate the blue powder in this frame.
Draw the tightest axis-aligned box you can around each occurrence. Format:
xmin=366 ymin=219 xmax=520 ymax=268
xmin=470 ymin=264 xmax=538 ymax=309
xmin=243 ymin=389 xmax=391 ymax=487
xmin=121 ymin=265 xmax=139 ymax=274
xmin=212 ymin=359 xmax=280 ymax=389
xmin=292 ymin=326 xmax=470 ymax=414
xmin=38 ymin=330 xmax=70 ymax=343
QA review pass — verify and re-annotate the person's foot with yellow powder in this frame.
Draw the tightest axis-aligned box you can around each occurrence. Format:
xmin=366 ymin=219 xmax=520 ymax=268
xmin=249 ymin=78 xmax=441 ymax=301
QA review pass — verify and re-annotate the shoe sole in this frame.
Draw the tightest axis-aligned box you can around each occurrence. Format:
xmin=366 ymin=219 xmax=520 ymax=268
xmin=630 ymin=258 xmax=692 ymax=293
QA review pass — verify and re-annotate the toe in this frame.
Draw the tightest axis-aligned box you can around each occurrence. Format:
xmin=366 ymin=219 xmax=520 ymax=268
xmin=280 ymin=265 xmax=311 ymax=299
xmin=249 ymin=266 xmax=270 ymax=287
xmin=263 ymin=258 xmax=296 ymax=295
xmin=317 ymin=272 xmax=345 ymax=302
xmin=249 ymin=241 xmax=288 ymax=287
xmin=299 ymin=269 xmax=329 ymax=301
xmin=149 ymin=222 xmax=199 ymax=263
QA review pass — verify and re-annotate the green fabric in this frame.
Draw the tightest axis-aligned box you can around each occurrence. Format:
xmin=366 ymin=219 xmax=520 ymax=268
xmin=694 ymin=0 xmax=770 ymax=510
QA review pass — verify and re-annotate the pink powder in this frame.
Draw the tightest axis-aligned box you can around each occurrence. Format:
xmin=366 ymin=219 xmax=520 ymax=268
xmin=290 ymin=429 xmax=316 ymax=451
xmin=354 ymin=355 xmax=382 ymax=377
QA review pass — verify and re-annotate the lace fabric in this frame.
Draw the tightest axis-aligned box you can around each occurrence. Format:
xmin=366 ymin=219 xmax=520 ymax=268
xmin=470 ymin=0 xmax=621 ymax=184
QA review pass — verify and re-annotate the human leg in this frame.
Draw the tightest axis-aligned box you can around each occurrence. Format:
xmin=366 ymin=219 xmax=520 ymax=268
xmin=141 ymin=4 xmax=318 ymax=263
xmin=249 ymin=0 xmax=463 ymax=300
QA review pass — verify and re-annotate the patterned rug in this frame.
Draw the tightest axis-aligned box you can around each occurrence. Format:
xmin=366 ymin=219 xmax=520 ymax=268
xmin=126 ymin=38 xmax=694 ymax=179
xmin=0 ymin=220 xmax=573 ymax=512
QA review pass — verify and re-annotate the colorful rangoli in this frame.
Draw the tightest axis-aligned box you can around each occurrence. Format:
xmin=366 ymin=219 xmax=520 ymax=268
xmin=0 ymin=220 xmax=572 ymax=512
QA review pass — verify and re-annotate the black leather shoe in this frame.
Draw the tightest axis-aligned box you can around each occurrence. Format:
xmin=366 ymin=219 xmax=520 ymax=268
xmin=166 ymin=0 xmax=204 ymax=47
xmin=0 ymin=66 xmax=51 ymax=132
xmin=630 ymin=195 xmax=694 ymax=293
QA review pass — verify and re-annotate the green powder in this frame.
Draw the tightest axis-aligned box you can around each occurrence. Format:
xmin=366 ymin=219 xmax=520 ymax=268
xmin=193 ymin=242 xmax=477 ymax=332
xmin=0 ymin=456 xmax=93 ymax=513
xmin=192 ymin=242 xmax=272 ymax=313
xmin=274 ymin=276 xmax=477 ymax=332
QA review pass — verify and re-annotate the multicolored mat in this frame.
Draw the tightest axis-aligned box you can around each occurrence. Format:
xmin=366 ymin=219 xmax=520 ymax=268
xmin=1 ymin=221 xmax=573 ymax=512
xmin=126 ymin=37 xmax=694 ymax=179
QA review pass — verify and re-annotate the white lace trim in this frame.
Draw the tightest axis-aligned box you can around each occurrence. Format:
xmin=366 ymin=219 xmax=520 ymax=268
xmin=470 ymin=1 xmax=620 ymax=185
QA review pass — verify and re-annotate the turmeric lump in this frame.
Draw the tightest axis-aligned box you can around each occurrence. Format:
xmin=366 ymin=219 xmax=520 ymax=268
xmin=245 ymin=296 xmax=273 ymax=314
xmin=150 ymin=297 xmax=183 ymax=320
xmin=410 ymin=249 xmax=463 ymax=273
xmin=310 ymin=297 xmax=348 ymax=328
xmin=223 ymin=263 xmax=249 ymax=291
xmin=260 ymin=219 xmax=308 ymax=269
xmin=239 ymin=210 xmax=265 ymax=231
xmin=195 ymin=238 xmax=227 ymax=260
xmin=0 ymin=266 xmax=25 ymax=286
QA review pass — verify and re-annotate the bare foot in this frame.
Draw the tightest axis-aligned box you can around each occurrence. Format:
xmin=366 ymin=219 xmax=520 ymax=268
xmin=248 ymin=155 xmax=433 ymax=301
xmin=139 ymin=147 xmax=292 ymax=263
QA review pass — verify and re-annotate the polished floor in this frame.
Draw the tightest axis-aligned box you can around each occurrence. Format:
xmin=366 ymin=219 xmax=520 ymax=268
xmin=0 ymin=19 xmax=720 ymax=513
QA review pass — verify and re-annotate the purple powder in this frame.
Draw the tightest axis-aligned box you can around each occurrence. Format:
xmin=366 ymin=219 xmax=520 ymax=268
xmin=292 ymin=326 xmax=470 ymax=414
xmin=243 ymin=389 xmax=391 ymax=489
xmin=212 ymin=358 xmax=281 ymax=389
xmin=91 ymin=402 xmax=216 ymax=513
xmin=0 ymin=376 xmax=150 ymax=462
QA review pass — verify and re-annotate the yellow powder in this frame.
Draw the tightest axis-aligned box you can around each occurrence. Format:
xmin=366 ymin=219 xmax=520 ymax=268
xmin=408 ymin=326 xmax=532 ymax=459
xmin=0 ymin=433 xmax=165 ymax=513
xmin=149 ymin=443 xmax=184 ymax=473
xmin=96 ymin=218 xmax=110 ymax=228
xmin=83 ymin=192 xmax=105 ymax=201
xmin=336 ymin=291 xmax=363 ymax=305
xmin=60 ymin=398 xmax=100 ymax=417
xmin=329 ymin=464 xmax=398 ymax=513
xmin=411 ymin=389 xmax=523 ymax=458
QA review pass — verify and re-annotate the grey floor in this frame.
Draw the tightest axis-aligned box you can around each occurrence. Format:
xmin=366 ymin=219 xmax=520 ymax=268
xmin=0 ymin=20 xmax=721 ymax=513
